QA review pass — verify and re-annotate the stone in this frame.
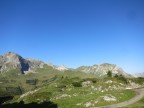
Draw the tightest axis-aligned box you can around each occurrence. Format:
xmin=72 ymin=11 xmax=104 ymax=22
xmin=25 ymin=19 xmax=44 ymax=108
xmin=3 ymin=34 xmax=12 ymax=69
xmin=103 ymin=94 xmax=117 ymax=101
xmin=82 ymin=81 xmax=92 ymax=87
xmin=54 ymin=94 xmax=71 ymax=100
xmin=91 ymin=85 xmax=95 ymax=89
xmin=105 ymin=80 xmax=113 ymax=83
xmin=76 ymin=103 xmax=82 ymax=106
xmin=83 ymin=102 xmax=92 ymax=107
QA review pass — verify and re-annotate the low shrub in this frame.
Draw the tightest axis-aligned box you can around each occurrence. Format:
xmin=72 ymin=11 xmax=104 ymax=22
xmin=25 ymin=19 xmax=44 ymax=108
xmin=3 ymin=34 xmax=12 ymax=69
xmin=83 ymin=78 xmax=97 ymax=83
xmin=72 ymin=82 xmax=82 ymax=87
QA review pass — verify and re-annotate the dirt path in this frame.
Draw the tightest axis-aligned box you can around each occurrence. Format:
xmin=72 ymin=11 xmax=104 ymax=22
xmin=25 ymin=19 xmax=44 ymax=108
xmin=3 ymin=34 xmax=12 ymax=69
xmin=96 ymin=88 xmax=144 ymax=108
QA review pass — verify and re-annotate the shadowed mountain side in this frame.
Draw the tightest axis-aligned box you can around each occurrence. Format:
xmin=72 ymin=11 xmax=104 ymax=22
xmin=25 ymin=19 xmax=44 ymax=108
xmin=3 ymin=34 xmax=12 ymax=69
xmin=0 ymin=101 xmax=58 ymax=108
xmin=0 ymin=52 xmax=45 ymax=73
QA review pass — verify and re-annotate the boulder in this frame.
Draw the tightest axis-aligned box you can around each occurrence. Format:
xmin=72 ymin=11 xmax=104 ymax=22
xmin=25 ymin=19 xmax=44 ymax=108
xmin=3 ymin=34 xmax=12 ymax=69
xmin=82 ymin=81 xmax=92 ymax=87
xmin=103 ymin=94 xmax=117 ymax=101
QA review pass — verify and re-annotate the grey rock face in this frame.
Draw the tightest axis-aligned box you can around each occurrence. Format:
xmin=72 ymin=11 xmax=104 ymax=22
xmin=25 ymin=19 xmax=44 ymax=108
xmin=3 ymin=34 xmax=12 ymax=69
xmin=54 ymin=65 xmax=68 ymax=71
xmin=0 ymin=52 xmax=45 ymax=73
xmin=77 ymin=63 xmax=129 ymax=77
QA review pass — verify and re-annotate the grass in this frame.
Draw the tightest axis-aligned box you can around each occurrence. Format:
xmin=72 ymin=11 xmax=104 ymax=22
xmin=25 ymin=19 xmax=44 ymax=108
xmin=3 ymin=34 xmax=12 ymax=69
xmin=52 ymin=89 xmax=135 ymax=107
xmin=11 ymin=76 xmax=136 ymax=108
xmin=1 ymin=68 xmax=142 ymax=107
xmin=16 ymin=87 xmax=135 ymax=108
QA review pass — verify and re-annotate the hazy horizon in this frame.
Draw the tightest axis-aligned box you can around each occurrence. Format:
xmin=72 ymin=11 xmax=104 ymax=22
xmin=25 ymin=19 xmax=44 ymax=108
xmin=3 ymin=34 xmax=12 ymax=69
xmin=0 ymin=0 xmax=144 ymax=74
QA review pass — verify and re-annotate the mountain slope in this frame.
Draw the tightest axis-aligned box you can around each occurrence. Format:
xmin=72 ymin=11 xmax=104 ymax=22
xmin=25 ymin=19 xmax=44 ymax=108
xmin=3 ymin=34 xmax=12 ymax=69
xmin=0 ymin=52 xmax=132 ymax=77
xmin=0 ymin=52 xmax=45 ymax=73
xmin=76 ymin=63 xmax=130 ymax=77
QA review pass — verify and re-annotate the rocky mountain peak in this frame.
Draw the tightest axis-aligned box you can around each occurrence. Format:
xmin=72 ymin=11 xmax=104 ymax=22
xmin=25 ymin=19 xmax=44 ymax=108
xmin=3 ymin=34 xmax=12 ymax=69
xmin=0 ymin=52 xmax=132 ymax=77
xmin=77 ymin=63 xmax=130 ymax=77
xmin=0 ymin=52 xmax=45 ymax=74
xmin=1 ymin=52 xmax=23 ymax=63
xmin=4 ymin=52 xmax=19 ymax=56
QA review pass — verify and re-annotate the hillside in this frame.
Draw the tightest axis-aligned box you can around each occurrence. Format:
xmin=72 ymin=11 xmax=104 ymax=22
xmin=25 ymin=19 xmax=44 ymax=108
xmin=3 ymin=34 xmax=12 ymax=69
xmin=0 ymin=52 xmax=130 ymax=77
xmin=77 ymin=63 xmax=131 ymax=77
xmin=0 ymin=52 xmax=46 ymax=74
xmin=0 ymin=52 xmax=144 ymax=108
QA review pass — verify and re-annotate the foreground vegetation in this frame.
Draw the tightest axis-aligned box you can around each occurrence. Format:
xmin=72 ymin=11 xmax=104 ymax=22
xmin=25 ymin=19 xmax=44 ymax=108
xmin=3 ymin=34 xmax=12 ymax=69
xmin=8 ymin=76 xmax=135 ymax=107
xmin=0 ymin=68 xmax=144 ymax=107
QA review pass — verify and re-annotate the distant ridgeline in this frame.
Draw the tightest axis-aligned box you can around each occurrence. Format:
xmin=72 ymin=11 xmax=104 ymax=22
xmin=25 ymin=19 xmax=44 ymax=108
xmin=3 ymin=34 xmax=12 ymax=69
xmin=0 ymin=52 xmax=133 ymax=97
xmin=0 ymin=52 xmax=131 ymax=77
xmin=1 ymin=52 xmax=144 ymax=108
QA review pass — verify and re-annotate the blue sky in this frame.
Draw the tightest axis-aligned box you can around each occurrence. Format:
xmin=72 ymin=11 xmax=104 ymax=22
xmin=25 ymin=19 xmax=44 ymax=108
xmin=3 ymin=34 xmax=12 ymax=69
xmin=0 ymin=0 xmax=144 ymax=74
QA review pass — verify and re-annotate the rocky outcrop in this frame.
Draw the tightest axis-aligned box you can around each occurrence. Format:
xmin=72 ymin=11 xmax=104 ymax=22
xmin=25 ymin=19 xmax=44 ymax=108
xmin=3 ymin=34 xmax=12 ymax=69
xmin=51 ymin=94 xmax=71 ymax=100
xmin=103 ymin=94 xmax=117 ymax=101
xmin=77 ymin=63 xmax=130 ymax=77
xmin=0 ymin=52 xmax=45 ymax=73
xmin=82 ymin=81 xmax=92 ymax=87
xmin=54 ymin=65 xmax=68 ymax=71
xmin=83 ymin=100 xmax=98 ymax=107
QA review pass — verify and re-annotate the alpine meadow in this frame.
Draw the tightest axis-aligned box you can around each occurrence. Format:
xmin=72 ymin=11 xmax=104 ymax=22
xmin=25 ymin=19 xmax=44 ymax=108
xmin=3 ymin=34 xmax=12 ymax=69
xmin=0 ymin=0 xmax=144 ymax=108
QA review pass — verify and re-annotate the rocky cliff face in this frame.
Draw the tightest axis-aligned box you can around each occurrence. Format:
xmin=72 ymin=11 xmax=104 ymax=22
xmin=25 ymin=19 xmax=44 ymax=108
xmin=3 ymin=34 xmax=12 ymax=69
xmin=0 ymin=52 xmax=45 ymax=73
xmin=54 ymin=65 xmax=68 ymax=71
xmin=77 ymin=63 xmax=129 ymax=77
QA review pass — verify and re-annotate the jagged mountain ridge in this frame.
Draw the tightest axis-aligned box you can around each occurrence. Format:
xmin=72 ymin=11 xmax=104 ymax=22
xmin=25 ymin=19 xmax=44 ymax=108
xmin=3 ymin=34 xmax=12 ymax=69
xmin=76 ymin=63 xmax=130 ymax=77
xmin=0 ymin=52 xmax=45 ymax=73
xmin=0 ymin=52 xmax=131 ymax=77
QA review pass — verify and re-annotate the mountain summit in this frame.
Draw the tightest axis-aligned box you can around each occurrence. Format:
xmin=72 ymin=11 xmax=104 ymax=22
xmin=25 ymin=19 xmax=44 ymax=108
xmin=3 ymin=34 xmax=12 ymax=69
xmin=0 ymin=52 xmax=45 ymax=73
xmin=77 ymin=63 xmax=130 ymax=77
xmin=0 ymin=52 xmax=131 ymax=77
